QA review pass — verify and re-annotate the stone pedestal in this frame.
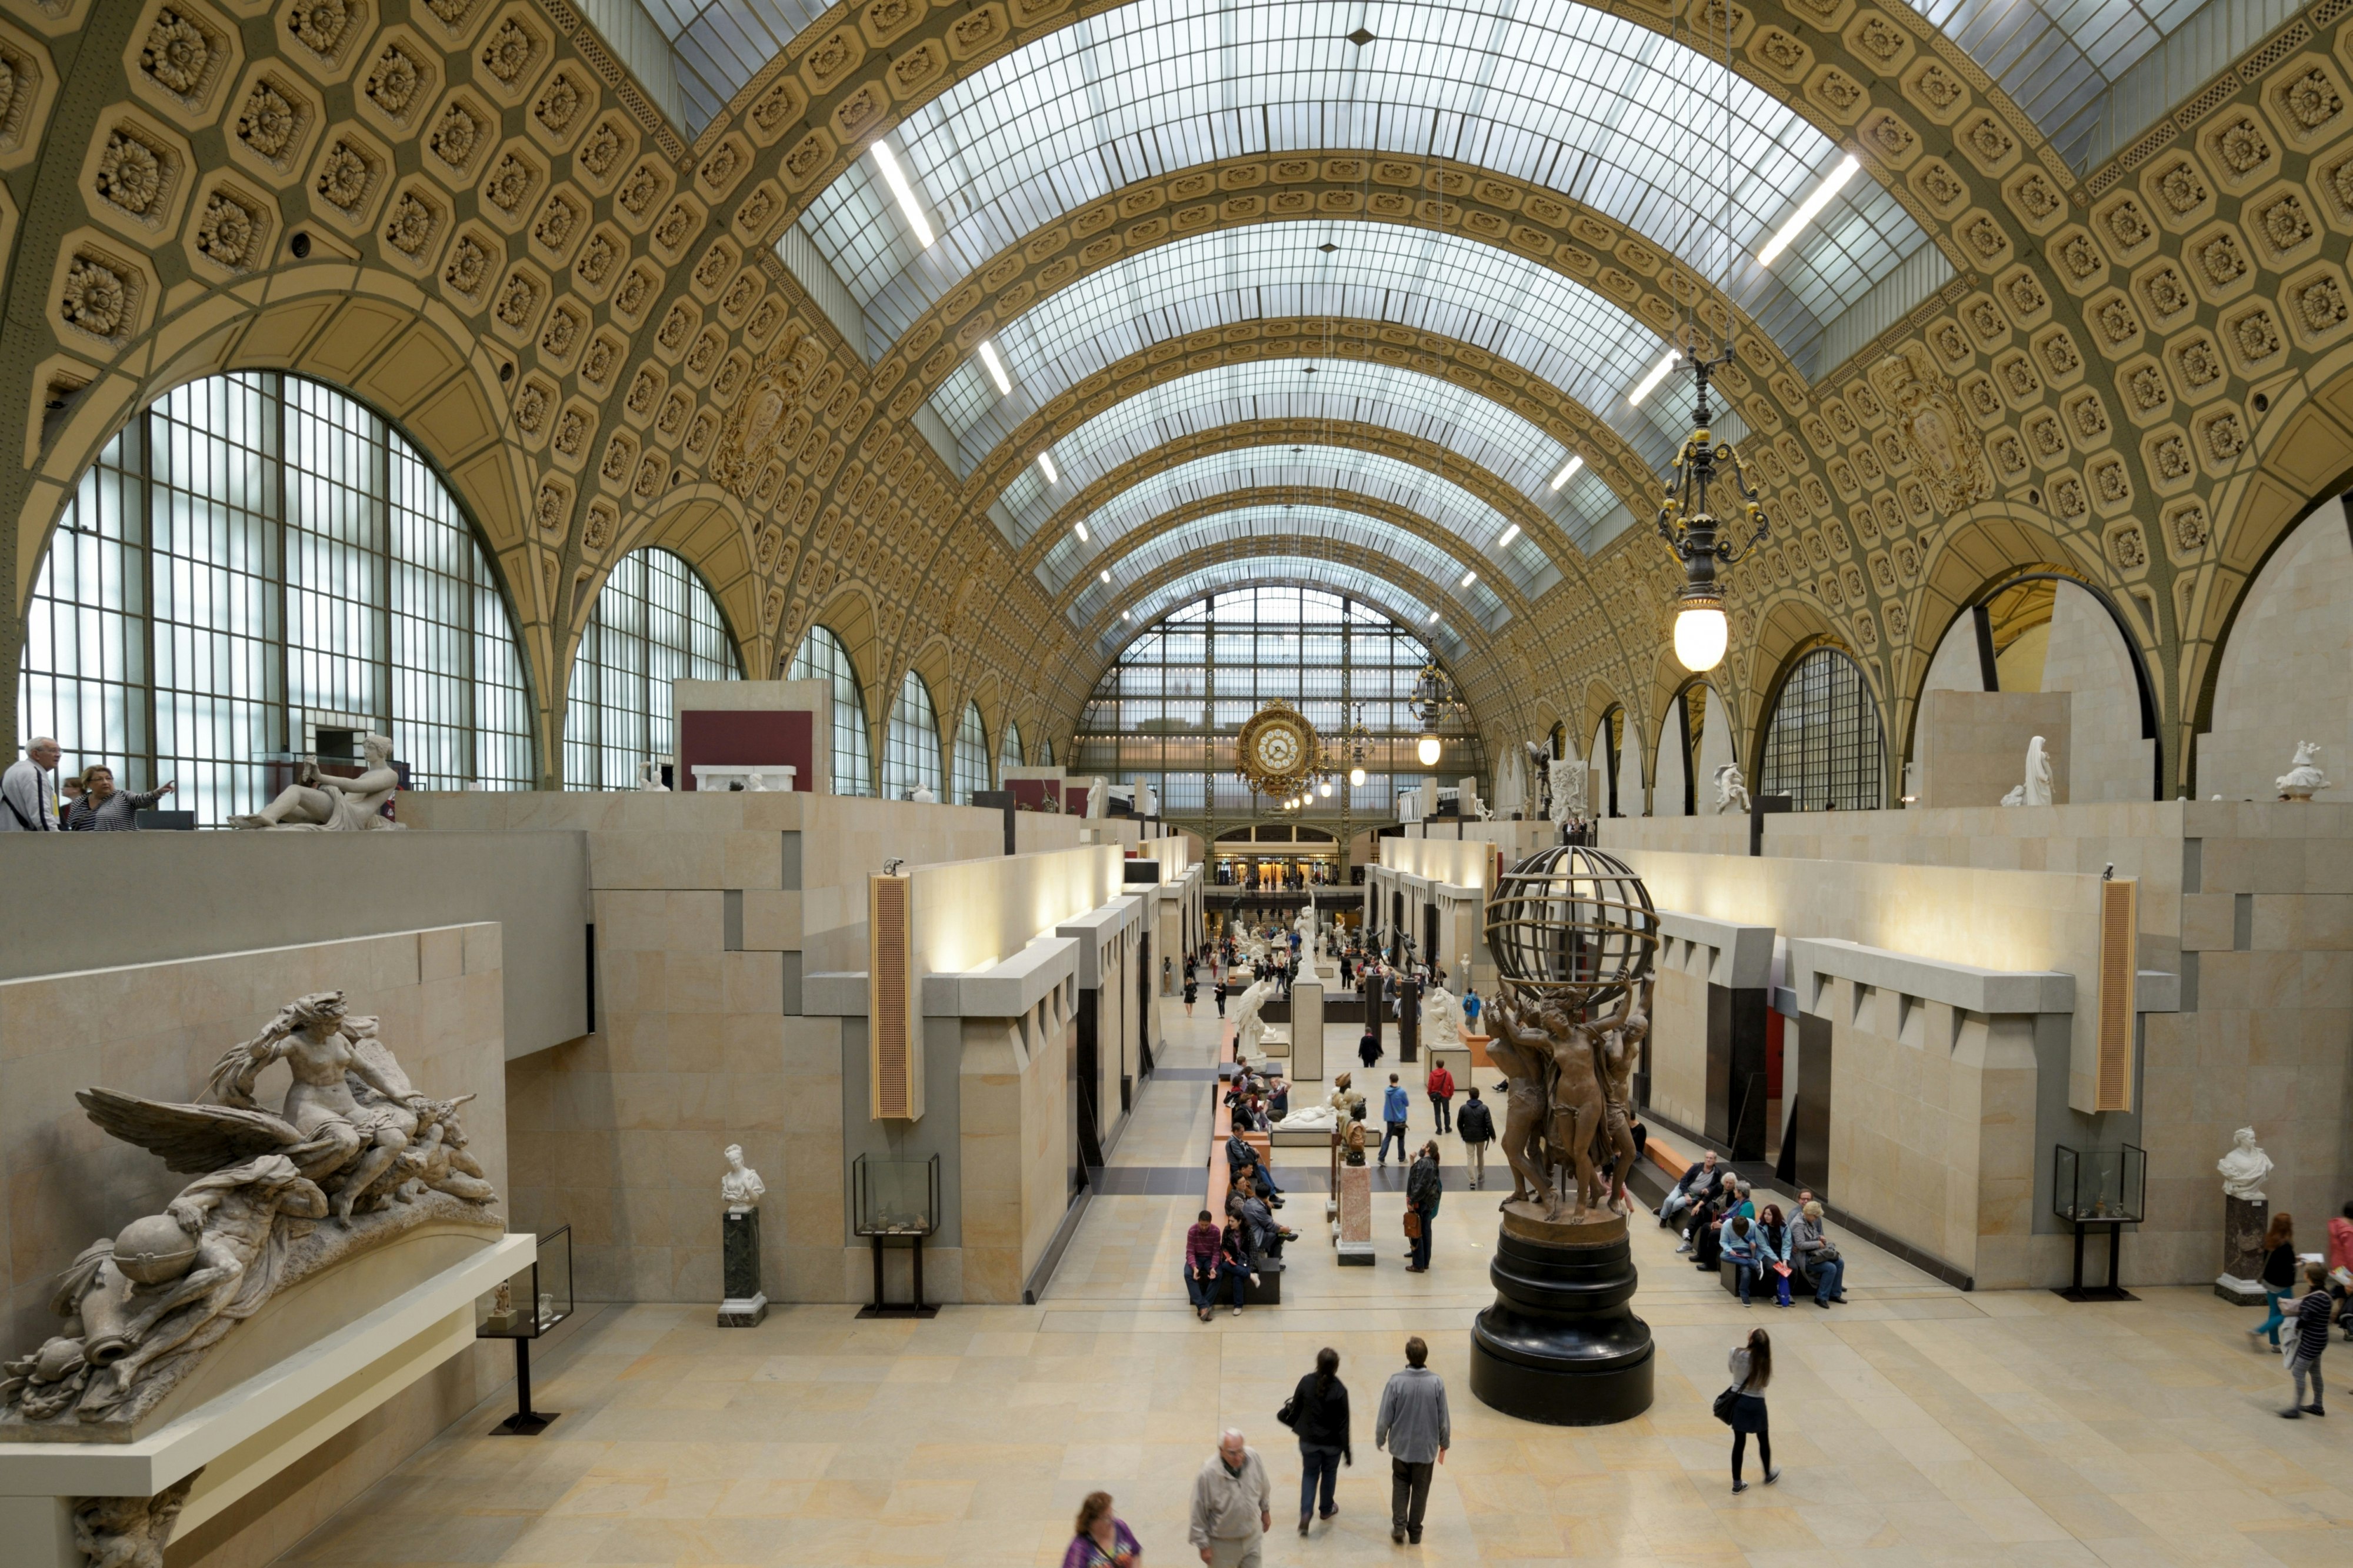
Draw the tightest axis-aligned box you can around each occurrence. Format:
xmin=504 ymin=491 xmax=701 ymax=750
xmin=1469 ymin=1205 xmax=1654 ymax=1424
xmin=1336 ymin=1160 xmax=1374 ymax=1266
xmin=2215 ymin=1193 xmax=2269 ymax=1305
xmin=721 ymin=1206 xmax=768 ymax=1326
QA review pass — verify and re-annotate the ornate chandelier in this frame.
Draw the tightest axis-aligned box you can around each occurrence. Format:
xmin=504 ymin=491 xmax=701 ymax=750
xmin=1408 ymin=661 xmax=1467 ymax=769
xmin=1655 ymin=351 xmax=1769 ymax=673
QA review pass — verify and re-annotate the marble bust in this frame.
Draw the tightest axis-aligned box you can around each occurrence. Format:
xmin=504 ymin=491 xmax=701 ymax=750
xmin=720 ymin=1144 xmax=765 ymax=1211
xmin=2217 ymin=1127 xmax=2272 ymax=1202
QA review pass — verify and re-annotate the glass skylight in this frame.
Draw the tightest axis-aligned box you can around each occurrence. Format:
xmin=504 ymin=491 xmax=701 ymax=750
xmin=792 ymin=0 xmax=1931 ymax=375
xmin=1036 ymin=445 xmax=1558 ymax=601
xmin=1103 ymin=558 xmax=1471 ymax=659
xmin=932 ymin=222 xmax=1702 ymax=474
xmin=988 ymin=358 xmax=1631 ymax=554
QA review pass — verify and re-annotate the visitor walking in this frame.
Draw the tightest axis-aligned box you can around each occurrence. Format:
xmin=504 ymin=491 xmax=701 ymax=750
xmin=2284 ymin=1262 xmax=2338 ymax=1416
xmin=1405 ymin=1141 xmax=1442 ymax=1272
xmin=1187 ymin=1428 xmax=1271 ymax=1567
xmin=1380 ymin=1075 xmax=1410 ymax=1165
xmin=1063 ymin=1491 xmax=1142 ymax=1568
xmin=1722 ymin=1327 xmax=1778 ymax=1492
xmin=1216 ymin=981 xmax=1227 ymax=1019
xmin=2251 ymin=1212 xmax=2298 ymax=1348
xmin=1372 ymin=1336 xmax=1449 ymax=1545
xmin=1185 ymin=977 xmax=1198 ymax=1016
xmin=1282 ymin=1347 xmax=1351 ymax=1534
xmin=1461 ymin=986 xmax=1481 ymax=1034
xmin=1456 ymin=1086 xmax=1494 ymax=1189
xmin=1425 ymin=1059 xmax=1455 ymax=1135
xmin=1357 ymin=1025 xmax=1379 ymax=1070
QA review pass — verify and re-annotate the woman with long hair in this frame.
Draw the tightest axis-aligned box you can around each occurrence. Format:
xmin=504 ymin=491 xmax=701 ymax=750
xmin=1287 ymin=1346 xmax=1351 ymax=1534
xmin=1756 ymin=1203 xmax=1795 ymax=1307
xmin=1061 ymin=1490 xmax=1139 ymax=1568
xmin=2251 ymin=1212 xmax=2298 ymax=1348
xmin=1727 ymin=1328 xmax=1779 ymax=1492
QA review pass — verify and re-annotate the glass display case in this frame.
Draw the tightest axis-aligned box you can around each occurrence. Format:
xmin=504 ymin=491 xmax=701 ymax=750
xmin=475 ymin=1226 xmax=573 ymax=1433
xmin=2052 ymin=1145 xmax=2145 ymax=1223
xmin=852 ymin=1155 xmax=940 ymax=1319
xmin=2050 ymin=1146 xmax=2144 ymax=1303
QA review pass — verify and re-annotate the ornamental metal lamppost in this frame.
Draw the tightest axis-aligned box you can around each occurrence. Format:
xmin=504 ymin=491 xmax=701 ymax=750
xmin=1654 ymin=349 xmax=1771 ymax=673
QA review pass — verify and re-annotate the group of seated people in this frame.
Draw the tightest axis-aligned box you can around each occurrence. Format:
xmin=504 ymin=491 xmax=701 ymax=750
xmin=1220 ymin=1129 xmax=1298 ymax=1279
xmin=1224 ymin=1067 xmax=1288 ymax=1129
xmin=1657 ymin=1149 xmax=1849 ymax=1308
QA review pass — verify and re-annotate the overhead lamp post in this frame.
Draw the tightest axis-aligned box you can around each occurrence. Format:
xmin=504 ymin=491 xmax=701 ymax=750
xmin=1655 ymin=349 xmax=1769 ymax=673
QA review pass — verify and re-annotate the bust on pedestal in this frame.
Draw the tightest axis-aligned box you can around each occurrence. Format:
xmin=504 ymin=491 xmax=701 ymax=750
xmin=2215 ymin=1127 xmax=2274 ymax=1305
xmin=720 ymin=1144 xmax=768 ymax=1327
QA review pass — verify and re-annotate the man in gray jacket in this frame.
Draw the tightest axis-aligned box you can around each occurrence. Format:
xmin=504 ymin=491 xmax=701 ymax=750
xmin=1187 ymin=1427 xmax=1271 ymax=1567
xmin=1373 ymin=1336 xmax=1451 ymax=1544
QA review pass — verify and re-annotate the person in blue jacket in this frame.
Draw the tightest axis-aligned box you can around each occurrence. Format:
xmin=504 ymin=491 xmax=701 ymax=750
xmin=1381 ymin=1074 xmax=1411 ymax=1165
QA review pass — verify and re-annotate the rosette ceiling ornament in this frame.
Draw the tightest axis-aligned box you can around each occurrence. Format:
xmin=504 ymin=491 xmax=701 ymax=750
xmin=1235 ymin=700 xmax=1322 ymax=803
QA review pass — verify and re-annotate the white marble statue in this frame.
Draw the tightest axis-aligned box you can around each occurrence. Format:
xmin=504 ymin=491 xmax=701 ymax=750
xmin=1421 ymin=983 xmax=1465 ymax=1046
xmin=721 ymin=1143 xmax=766 ymax=1211
xmin=227 ymin=733 xmax=404 ymax=830
xmin=2000 ymin=735 xmax=2054 ymax=808
xmin=2277 ymin=741 xmax=2331 ymax=800
xmin=638 ymin=759 xmax=668 ymax=792
xmin=910 ymin=785 xmax=937 ymax=803
xmin=4 ymin=990 xmax=497 ymax=1439
xmin=2217 ymin=1127 xmax=2272 ymax=1202
xmin=1547 ymin=756 xmax=1584 ymax=825
xmin=1712 ymin=762 xmax=1751 ymax=815
xmin=1231 ymin=976 xmax=1279 ymax=1057
xmin=1295 ymin=905 xmax=1314 ymax=950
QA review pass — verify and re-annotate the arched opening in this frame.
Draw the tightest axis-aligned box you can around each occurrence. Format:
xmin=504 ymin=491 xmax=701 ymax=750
xmin=1000 ymin=719 xmax=1026 ymax=781
xmin=1757 ymin=645 xmax=1885 ymax=811
xmin=564 ymin=549 xmax=740 ymax=789
xmin=2199 ymin=494 xmax=2353 ymax=800
xmin=952 ymin=700 xmax=989 ymax=803
xmin=786 ymin=624 xmax=875 ymax=796
xmin=1589 ymin=707 xmax=1625 ymax=816
xmin=1653 ymin=682 xmax=1734 ymax=816
xmin=15 ymin=371 xmax=534 ymax=823
xmin=884 ymin=670 xmax=943 ymax=800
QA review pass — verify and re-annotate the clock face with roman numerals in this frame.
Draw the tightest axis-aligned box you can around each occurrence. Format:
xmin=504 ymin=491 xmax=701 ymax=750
xmin=1235 ymin=700 xmax=1319 ymax=799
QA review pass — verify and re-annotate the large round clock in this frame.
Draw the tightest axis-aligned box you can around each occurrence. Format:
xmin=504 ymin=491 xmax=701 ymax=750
xmin=1235 ymin=700 xmax=1321 ymax=800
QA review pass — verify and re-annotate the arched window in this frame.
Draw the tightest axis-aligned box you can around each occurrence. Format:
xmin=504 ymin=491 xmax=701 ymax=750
xmin=786 ymin=624 xmax=874 ymax=796
xmin=1043 ymin=738 xmax=1055 ymax=766
xmin=1001 ymin=719 xmax=1025 ymax=777
xmin=1760 ymin=647 xmax=1884 ymax=810
xmin=563 ymin=548 xmax=738 ymax=789
xmin=16 ymin=372 xmax=532 ymax=823
xmin=952 ymin=702 xmax=988 ymax=803
xmin=883 ymin=670 xmax=942 ymax=800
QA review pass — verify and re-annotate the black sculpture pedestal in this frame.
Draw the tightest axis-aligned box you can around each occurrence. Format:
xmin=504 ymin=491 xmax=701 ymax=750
xmin=1469 ymin=1205 xmax=1653 ymax=1424
xmin=720 ymin=1205 xmax=767 ymax=1327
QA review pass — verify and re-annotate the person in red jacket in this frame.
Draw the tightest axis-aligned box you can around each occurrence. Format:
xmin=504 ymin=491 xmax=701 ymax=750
xmin=1425 ymin=1060 xmax=1455 ymax=1135
xmin=1185 ymin=1209 xmax=1232 ymax=1321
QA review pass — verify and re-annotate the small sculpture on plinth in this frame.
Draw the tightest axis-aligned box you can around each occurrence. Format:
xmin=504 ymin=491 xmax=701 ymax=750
xmin=1547 ymin=756 xmax=1585 ymax=828
xmin=2277 ymin=741 xmax=2331 ymax=801
xmin=718 ymin=1144 xmax=768 ymax=1327
xmin=1712 ymin=763 xmax=1750 ymax=816
xmin=2215 ymin=1127 xmax=2275 ymax=1305
xmin=1999 ymin=735 xmax=2054 ymax=807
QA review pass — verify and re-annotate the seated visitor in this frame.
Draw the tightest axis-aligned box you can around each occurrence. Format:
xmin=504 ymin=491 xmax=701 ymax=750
xmin=1722 ymin=1215 xmax=1763 ymax=1305
xmin=1789 ymin=1200 xmax=1847 ymax=1307
xmin=1755 ymin=1203 xmax=1795 ymax=1307
xmin=1661 ymin=1149 xmax=1724 ymax=1227
xmin=1185 ymin=1209 xmax=1236 ymax=1321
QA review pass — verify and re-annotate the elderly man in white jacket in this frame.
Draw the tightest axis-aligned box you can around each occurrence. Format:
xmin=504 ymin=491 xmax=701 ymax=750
xmin=1 ymin=737 xmax=62 ymax=831
xmin=1187 ymin=1427 xmax=1270 ymax=1567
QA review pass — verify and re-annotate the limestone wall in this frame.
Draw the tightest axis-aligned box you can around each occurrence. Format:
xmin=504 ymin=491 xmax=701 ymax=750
xmin=2202 ymin=503 xmax=2353 ymax=804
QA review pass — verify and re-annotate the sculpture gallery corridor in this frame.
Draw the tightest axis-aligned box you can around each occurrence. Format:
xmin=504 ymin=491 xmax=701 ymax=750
xmin=5 ymin=0 xmax=2353 ymax=1560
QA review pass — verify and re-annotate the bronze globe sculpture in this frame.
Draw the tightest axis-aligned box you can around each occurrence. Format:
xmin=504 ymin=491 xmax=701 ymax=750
xmin=1482 ymin=844 xmax=1658 ymax=1013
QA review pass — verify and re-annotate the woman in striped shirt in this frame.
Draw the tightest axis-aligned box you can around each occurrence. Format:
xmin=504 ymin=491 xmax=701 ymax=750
xmin=2282 ymin=1261 xmax=2339 ymax=1417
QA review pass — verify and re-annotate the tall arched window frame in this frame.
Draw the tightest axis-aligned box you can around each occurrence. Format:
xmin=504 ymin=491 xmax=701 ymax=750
xmin=16 ymin=372 xmax=534 ymax=824
xmin=786 ymin=624 xmax=875 ymax=796
xmin=562 ymin=548 xmax=739 ymax=789
xmin=1000 ymin=719 xmax=1025 ymax=778
xmin=883 ymin=670 xmax=942 ymax=800
xmin=952 ymin=702 xmax=989 ymax=803
xmin=1759 ymin=646 xmax=1885 ymax=810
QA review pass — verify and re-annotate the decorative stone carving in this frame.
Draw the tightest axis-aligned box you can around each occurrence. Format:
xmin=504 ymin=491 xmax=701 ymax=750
xmin=1421 ymin=984 xmax=1464 ymax=1047
xmin=721 ymin=1143 xmax=765 ymax=1211
xmin=226 ymin=732 xmax=404 ymax=830
xmin=2216 ymin=1127 xmax=2275 ymax=1305
xmin=1999 ymin=735 xmax=2053 ymax=807
xmin=74 ymin=1474 xmax=199 ymax=1568
xmin=141 ymin=10 xmax=211 ymax=98
xmin=720 ymin=1145 xmax=766 ymax=1327
xmin=2218 ymin=1127 xmax=2272 ymax=1200
xmin=1870 ymin=343 xmax=1989 ymax=513
xmin=2277 ymin=741 xmax=2330 ymax=800
xmin=1712 ymin=762 xmax=1751 ymax=815
xmin=0 ymin=989 xmax=496 ymax=1442
xmin=1231 ymin=976 xmax=1278 ymax=1060
xmin=1547 ymin=755 xmax=1584 ymax=825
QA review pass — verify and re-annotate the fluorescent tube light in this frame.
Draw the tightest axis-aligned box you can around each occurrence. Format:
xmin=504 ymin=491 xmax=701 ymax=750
xmin=1074 ymin=521 xmax=1089 ymax=543
xmin=1628 ymin=349 xmax=1681 ymax=408
xmin=1459 ymin=570 xmax=1478 ymax=588
xmin=1498 ymin=524 xmax=1520 ymax=547
xmin=1037 ymin=451 xmax=1058 ymax=484
xmin=1549 ymin=455 xmax=1584 ymax=492
xmin=976 ymin=341 xmax=1011 ymax=396
xmin=870 ymin=139 xmax=935 ymax=248
xmin=1757 ymin=154 xmax=1861 ymax=266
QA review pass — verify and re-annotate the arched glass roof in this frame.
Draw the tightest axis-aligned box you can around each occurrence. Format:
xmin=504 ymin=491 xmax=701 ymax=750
xmin=991 ymin=358 xmax=1630 ymax=552
xmin=1101 ymin=556 xmax=1469 ymax=659
xmin=795 ymin=0 xmax=1931 ymax=375
xmin=1074 ymin=507 xmax=1508 ymax=631
xmin=933 ymin=222 xmax=1708 ymax=474
xmin=1038 ymin=444 xmax=1558 ymax=600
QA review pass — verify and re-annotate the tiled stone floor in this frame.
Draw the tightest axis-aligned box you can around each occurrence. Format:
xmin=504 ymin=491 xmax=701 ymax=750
xmin=281 ymin=1005 xmax=2353 ymax=1566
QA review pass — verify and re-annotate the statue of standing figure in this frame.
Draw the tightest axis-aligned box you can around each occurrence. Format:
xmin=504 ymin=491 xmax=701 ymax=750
xmin=2000 ymin=735 xmax=2054 ymax=807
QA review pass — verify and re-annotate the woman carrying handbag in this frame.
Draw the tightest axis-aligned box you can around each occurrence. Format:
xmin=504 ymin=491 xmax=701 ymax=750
xmin=1715 ymin=1327 xmax=1779 ymax=1492
xmin=1279 ymin=1347 xmax=1351 ymax=1535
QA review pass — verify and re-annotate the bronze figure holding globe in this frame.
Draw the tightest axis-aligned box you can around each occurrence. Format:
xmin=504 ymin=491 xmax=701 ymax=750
xmin=1470 ymin=845 xmax=1662 ymax=1425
